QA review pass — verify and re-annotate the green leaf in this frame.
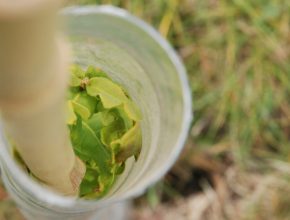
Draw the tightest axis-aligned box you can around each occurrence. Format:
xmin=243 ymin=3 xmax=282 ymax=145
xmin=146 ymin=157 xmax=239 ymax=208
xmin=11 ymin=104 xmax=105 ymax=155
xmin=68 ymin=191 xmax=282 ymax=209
xmin=113 ymin=122 xmax=142 ymax=163
xmin=96 ymin=99 xmax=105 ymax=112
xmin=100 ymin=110 xmax=115 ymax=126
xmin=72 ymin=101 xmax=90 ymax=121
xmin=68 ymin=87 xmax=80 ymax=100
xmin=87 ymin=110 xmax=115 ymax=136
xmin=79 ymin=167 xmax=100 ymax=196
xmin=116 ymin=107 xmax=133 ymax=130
xmin=70 ymin=73 xmax=82 ymax=87
xmin=85 ymin=66 xmax=108 ymax=78
xmin=66 ymin=101 xmax=77 ymax=125
xmin=124 ymin=100 xmax=142 ymax=121
xmin=112 ymin=162 xmax=125 ymax=175
xmin=100 ymin=119 xmax=125 ymax=147
xmin=72 ymin=93 xmax=97 ymax=120
xmin=70 ymin=118 xmax=111 ymax=174
xmin=87 ymin=113 xmax=105 ymax=135
xmin=99 ymin=93 xmax=123 ymax=109
xmin=98 ymin=174 xmax=115 ymax=196
xmin=86 ymin=77 xmax=128 ymax=108
xmin=70 ymin=64 xmax=85 ymax=78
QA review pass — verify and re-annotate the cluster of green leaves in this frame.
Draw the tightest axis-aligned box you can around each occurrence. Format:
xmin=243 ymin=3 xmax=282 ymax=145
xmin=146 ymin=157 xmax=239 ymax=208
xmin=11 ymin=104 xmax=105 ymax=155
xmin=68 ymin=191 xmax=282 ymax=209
xmin=67 ymin=65 xmax=142 ymax=198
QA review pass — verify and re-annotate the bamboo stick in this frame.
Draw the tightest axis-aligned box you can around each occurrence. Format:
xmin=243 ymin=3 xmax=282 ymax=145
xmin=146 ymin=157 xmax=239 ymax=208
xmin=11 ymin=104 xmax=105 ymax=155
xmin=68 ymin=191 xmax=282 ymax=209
xmin=0 ymin=1 xmax=85 ymax=195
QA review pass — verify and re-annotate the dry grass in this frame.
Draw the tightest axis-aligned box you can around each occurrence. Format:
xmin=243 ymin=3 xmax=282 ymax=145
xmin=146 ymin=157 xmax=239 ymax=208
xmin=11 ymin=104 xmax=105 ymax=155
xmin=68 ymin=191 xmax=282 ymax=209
xmin=131 ymin=164 xmax=290 ymax=220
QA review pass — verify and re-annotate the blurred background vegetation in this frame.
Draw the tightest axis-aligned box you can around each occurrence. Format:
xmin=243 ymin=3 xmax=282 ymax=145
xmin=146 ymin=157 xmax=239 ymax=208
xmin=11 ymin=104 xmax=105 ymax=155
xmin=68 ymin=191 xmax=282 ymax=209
xmin=0 ymin=0 xmax=289 ymax=219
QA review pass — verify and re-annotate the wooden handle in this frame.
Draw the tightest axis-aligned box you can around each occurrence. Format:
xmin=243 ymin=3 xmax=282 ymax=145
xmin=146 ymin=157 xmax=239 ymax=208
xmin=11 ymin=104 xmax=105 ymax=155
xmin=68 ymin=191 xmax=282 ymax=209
xmin=0 ymin=1 xmax=85 ymax=195
xmin=0 ymin=0 xmax=62 ymax=19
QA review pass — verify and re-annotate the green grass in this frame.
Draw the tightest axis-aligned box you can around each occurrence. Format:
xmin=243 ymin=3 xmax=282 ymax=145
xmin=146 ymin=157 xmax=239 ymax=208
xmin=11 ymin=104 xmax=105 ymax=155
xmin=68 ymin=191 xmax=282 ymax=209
xmin=70 ymin=0 xmax=290 ymax=165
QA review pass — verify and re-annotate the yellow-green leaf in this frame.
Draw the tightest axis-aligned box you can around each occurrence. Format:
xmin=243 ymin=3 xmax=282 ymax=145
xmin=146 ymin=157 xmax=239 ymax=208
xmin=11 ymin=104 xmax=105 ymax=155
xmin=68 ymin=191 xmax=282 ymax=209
xmin=86 ymin=77 xmax=128 ymax=108
xmin=116 ymin=107 xmax=133 ymax=130
xmin=100 ymin=119 xmax=125 ymax=147
xmin=113 ymin=122 xmax=142 ymax=162
xmin=100 ymin=110 xmax=115 ymax=126
xmin=70 ymin=64 xmax=85 ymax=78
xmin=70 ymin=119 xmax=111 ymax=174
xmin=66 ymin=101 xmax=77 ymax=125
xmin=72 ymin=93 xmax=97 ymax=120
xmin=70 ymin=73 xmax=82 ymax=87
xmin=124 ymin=100 xmax=142 ymax=121
xmin=87 ymin=113 xmax=105 ymax=134
xmin=85 ymin=66 xmax=108 ymax=78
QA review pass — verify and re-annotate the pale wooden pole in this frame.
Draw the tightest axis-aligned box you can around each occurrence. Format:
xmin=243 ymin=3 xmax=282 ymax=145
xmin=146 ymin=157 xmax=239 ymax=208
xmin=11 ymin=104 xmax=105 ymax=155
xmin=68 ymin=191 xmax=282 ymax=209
xmin=0 ymin=1 xmax=85 ymax=195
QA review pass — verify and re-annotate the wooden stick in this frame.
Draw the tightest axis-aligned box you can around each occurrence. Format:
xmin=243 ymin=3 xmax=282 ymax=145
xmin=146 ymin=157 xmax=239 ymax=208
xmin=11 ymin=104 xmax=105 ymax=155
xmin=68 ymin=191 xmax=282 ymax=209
xmin=0 ymin=1 xmax=85 ymax=195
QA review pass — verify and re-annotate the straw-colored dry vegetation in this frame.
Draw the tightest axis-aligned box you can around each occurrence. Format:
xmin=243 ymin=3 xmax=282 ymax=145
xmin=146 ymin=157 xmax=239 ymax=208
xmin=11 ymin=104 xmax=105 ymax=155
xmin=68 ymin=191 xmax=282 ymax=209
xmin=0 ymin=0 xmax=289 ymax=219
